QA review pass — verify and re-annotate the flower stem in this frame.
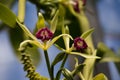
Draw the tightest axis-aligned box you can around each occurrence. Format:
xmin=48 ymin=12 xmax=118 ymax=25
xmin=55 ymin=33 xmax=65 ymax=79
xmin=18 ymin=0 xmax=26 ymax=23
xmin=44 ymin=50 xmax=53 ymax=80
xmin=56 ymin=53 xmax=68 ymax=80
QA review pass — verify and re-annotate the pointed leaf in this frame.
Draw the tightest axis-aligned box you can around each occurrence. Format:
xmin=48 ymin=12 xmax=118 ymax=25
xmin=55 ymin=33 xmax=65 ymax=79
xmin=93 ymin=73 xmax=108 ymax=80
xmin=52 ymin=52 xmax=65 ymax=66
xmin=97 ymin=42 xmax=120 ymax=62
xmin=0 ymin=3 xmax=17 ymax=28
xmin=81 ymin=28 xmax=94 ymax=39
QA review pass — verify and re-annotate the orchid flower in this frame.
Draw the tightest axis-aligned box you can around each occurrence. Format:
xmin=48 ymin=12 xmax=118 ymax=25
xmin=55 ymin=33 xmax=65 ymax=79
xmin=56 ymin=26 xmax=100 ymax=59
xmin=17 ymin=11 xmax=72 ymax=51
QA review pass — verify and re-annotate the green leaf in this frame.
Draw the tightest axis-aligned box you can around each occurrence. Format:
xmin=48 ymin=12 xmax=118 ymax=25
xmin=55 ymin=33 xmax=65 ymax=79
xmin=25 ymin=47 xmax=41 ymax=66
xmin=52 ymin=52 xmax=65 ymax=66
xmin=9 ymin=26 xmax=24 ymax=58
xmin=81 ymin=28 xmax=94 ymax=39
xmin=62 ymin=68 xmax=74 ymax=80
xmin=72 ymin=64 xmax=85 ymax=76
xmin=97 ymin=42 xmax=120 ymax=62
xmin=0 ymin=3 xmax=17 ymax=28
xmin=93 ymin=73 xmax=108 ymax=80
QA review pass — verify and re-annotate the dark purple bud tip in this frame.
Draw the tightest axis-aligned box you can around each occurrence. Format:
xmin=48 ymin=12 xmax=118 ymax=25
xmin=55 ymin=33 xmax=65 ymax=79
xmin=82 ymin=0 xmax=86 ymax=6
xmin=74 ymin=37 xmax=88 ymax=51
xmin=36 ymin=27 xmax=53 ymax=42
xmin=73 ymin=0 xmax=80 ymax=13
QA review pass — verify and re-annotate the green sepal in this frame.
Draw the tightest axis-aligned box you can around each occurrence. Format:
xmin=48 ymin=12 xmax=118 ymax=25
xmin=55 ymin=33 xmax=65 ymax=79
xmin=36 ymin=12 xmax=45 ymax=30
xmin=70 ymin=50 xmax=100 ymax=59
xmin=16 ymin=19 xmax=37 ymax=40
xmin=50 ymin=10 xmax=59 ymax=33
xmin=93 ymin=73 xmax=108 ymax=80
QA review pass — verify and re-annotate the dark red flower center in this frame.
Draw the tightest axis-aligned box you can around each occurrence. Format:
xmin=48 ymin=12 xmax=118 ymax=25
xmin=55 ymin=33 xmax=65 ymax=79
xmin=36 ymin=27 xmax=53 ymax=42
xmin=74 ymin=37 xmax=88 ymax=51
xmin=73 ymin=0 xmax=80 ymax=13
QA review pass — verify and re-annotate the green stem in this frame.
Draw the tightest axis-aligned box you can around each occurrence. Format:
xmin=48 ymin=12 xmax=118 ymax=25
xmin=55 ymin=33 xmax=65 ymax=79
xmin=56 ymin=53 xmax=68 ymax=80
xmin=18 ymin=0 xmax=26 ymax=23
xmin=77 ymin=12 xmax=96 ymax=80
xmin=44 ymin=50 xmax=53 ymax=80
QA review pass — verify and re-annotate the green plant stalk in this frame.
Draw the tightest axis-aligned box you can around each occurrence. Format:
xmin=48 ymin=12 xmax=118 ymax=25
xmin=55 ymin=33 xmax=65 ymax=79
xmin=18 ymin=0 xmax=26 ymax=23
xmin=77 ymin=11 xmax=96 ymax=80
xmin=44 ymin=50 xmax=54 ymax=80
xmin=56 ymin=53 xmax=68 ymax=80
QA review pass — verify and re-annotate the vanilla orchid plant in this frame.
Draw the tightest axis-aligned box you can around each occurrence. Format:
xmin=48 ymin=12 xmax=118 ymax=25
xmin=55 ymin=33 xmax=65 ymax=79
xmin=0 ymin=0 xmax=120 ymax=80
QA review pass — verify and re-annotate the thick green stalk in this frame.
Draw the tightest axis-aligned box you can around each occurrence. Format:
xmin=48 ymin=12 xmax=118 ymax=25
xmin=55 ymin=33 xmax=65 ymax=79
xmin=18 ymin=0 xmax=26 ymax=23
xmin=44 ymin=50 xmax=53 ymax=80
xmin=56 ymin=53 xmax=68 ymax=80
xmin=77 ymin=11 xmax=96 ymax=80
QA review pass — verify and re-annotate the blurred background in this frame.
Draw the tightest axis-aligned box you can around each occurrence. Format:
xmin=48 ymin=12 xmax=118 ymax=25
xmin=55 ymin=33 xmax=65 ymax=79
xmin=0 ymin=0 xmax=120 ymax=80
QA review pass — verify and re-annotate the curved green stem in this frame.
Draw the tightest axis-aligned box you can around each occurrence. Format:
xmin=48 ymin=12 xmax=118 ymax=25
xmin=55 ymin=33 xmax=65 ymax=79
xmin=56 ymin=53 xmax=68 ymax=80
xmin=18 ymin=0 xmax=26 ymax=23
xmin=44 ymin=50 xmax=54 ymax=80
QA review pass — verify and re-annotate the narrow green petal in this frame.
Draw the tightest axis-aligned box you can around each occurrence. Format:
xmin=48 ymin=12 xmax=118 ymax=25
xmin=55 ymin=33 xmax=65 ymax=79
xmin=16 ymin=19 xmax=37 ymax=40
xmin=80 ymin=28 xmax=94 ymax=39
xmin=70 ymin=52 xmax=100 ymax=59
xmin=47 ymin=34 xmax=73 ymax=49
xmin=62 ymin=26 xmax=70 ymax=50
xmin=36 ymin=12 xmax=45 ymax=29
xmin=19 ymin=40 xmax=44 ymax=50
xmin=50 ymin=10 xmax=59 ymax=33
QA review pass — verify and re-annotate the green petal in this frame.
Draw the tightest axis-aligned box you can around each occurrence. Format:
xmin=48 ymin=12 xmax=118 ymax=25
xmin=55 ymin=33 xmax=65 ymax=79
xmin=19 ymin=40 xmax=44 ymax=51
xmin=47 ymin=34 xmax=73 ymax=49
xmin=62 ymin=26 xmax=70 ymax=50
xmin=93 ymin=73 xmax=108 ymax=80
xmin=36 ymin=12 xmax=45 ymax=30
xmin=50 ymin=10 xmax=59 ymax=33
xmin=70 ymin=52 xmax=100 ymax=59
xmin=16 ymin=19 xmax=37 ymax=40
xmin=81 ymin=28 xmax=94 ymax=39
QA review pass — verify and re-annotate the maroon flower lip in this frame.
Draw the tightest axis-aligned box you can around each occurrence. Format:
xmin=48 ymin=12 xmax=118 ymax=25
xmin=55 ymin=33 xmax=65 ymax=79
xmin=74 ymin=37 xmax=88 ymax=51
xmin=35 ymin=27 xmax=53 ymax=42
xmin=82 ymin=0 xmax=86 ymax=6
xmin=73 ymin=0 xmax=80 ymax=13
